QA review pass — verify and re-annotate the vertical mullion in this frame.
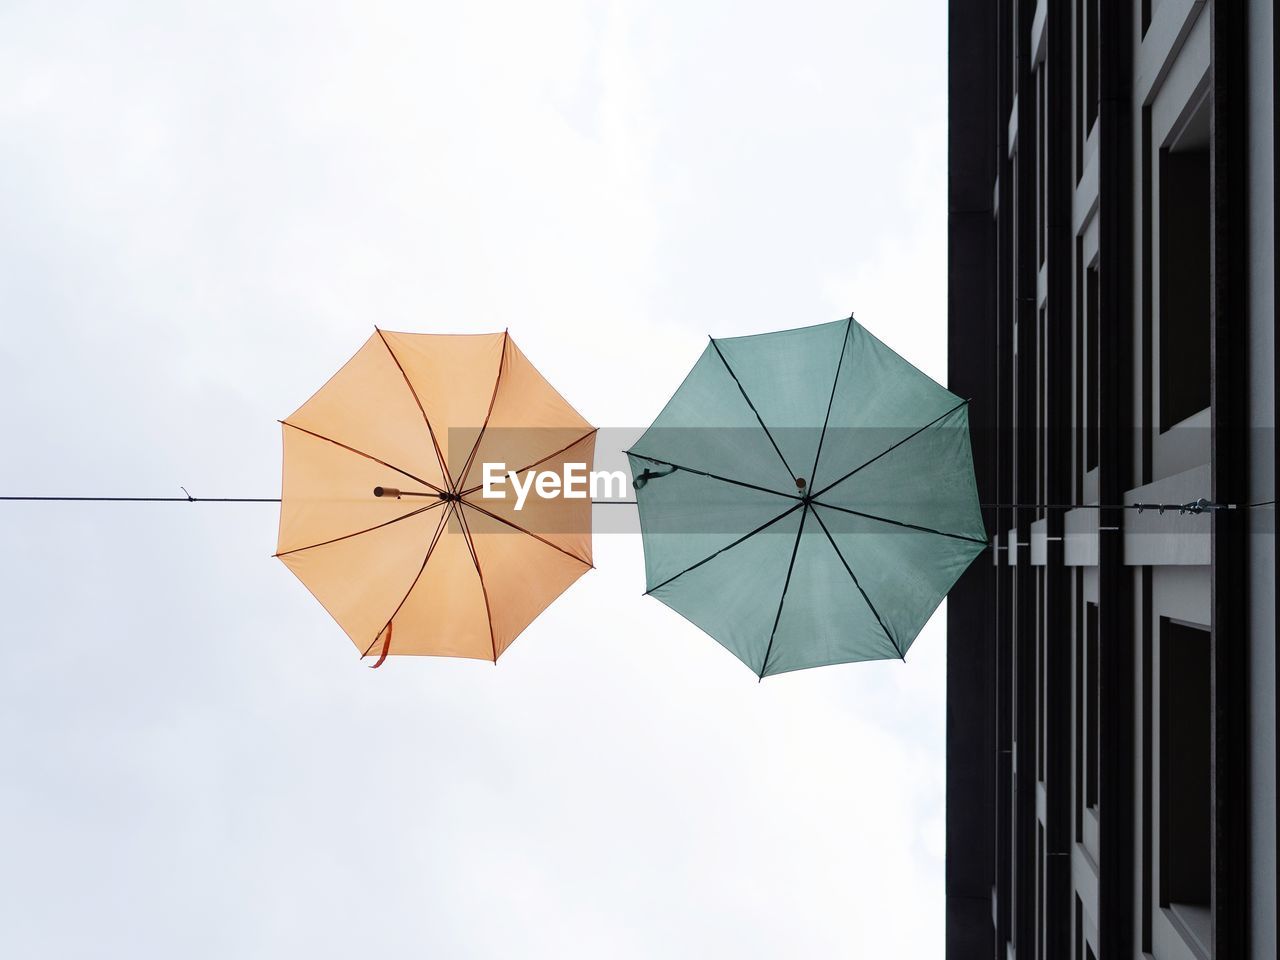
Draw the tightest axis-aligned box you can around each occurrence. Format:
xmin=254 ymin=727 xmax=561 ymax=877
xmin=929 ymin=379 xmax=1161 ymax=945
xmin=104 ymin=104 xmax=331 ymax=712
xmin=1208 ymin=1 xmax=1250 ymax=955
xmin=1095 ymin=0 xmax=1135 ymax=956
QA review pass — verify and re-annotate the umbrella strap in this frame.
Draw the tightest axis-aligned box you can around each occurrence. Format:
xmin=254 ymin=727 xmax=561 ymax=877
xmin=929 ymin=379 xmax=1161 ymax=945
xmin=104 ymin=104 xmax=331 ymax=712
xmin=370 ymin=622 xmax=393 ymax=669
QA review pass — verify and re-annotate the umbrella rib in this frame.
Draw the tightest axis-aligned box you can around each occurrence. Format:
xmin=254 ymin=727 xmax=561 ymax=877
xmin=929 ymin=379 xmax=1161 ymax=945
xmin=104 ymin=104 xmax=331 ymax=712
xmin=646 ymin=501 xmax=805 ymax=595
xmin=759 ymin=504 xmax=809 ymax=679
xmin=360 ymin=504 xmax=452 ymax=658
xmin=459 ymin=499 xmax=592 ymax=568
xmin=627 ymin=453 xmax=801 ymax=502
xmin=274 ymin=498 xmax=445 ymax=559
xmin=281 ymin=421 xmax=447 ymax=495
xmin=375 ymin=328 xmax=455 ymax=490
xmin=813 ymin=500 xmax=988 ymax=545
xmin=709 ymin=338 xmax=799 ymax=485
xmin=810 ymin=399 xmax=969 ymax=500
xmin=808 ymin=315 xmax=853 ymax=488
xmin=810 ymin=506 xmax=901 ymax=659
xmin=458 ymin=428 xmax=598 ymax=498
xmin=454 ymin=505 xmax=498 ymax=662
xmin=456 ymin=330 xmax=509 ymax=493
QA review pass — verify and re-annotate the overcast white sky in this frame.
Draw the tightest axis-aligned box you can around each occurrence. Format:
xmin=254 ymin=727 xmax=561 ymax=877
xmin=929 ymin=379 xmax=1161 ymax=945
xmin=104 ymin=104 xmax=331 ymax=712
xmin=0 ymin=3 xmax=953 ymax=956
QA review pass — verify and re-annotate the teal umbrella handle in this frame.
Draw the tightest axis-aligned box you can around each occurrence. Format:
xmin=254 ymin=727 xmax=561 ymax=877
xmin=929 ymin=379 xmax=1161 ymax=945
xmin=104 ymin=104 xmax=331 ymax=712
xmin=632 ymin=465 xmax=678 ymax=490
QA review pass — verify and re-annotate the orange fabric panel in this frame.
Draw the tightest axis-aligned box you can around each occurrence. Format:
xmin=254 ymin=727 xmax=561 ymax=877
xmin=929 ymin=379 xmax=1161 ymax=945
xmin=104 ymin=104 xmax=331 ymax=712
xmin=378 ymin=330 xmax=505 ymax=485
xmin=463 ymin=505 xmax=591 ymax=659
xmin=464 ymin=430 xmax=595 ymax=566
xmin=386 ymin=508 xmax=494 ymax=660
xmin=279 ymin=506 xmax=448 ymax=653
xmin=276 ymin=424 xmax=439 ymax=556
xmin=460 ymin=338 xmax=594 ymax=492
xmin=285 ymin=332 xmax=447 ymax=491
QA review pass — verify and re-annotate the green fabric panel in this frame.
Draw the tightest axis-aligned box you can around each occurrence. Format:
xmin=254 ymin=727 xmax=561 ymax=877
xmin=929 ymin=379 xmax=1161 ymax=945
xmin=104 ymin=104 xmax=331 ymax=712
xmin=648 ymin=505 xmax=804 ymax=675
xmin=818 ymin=404 xmax=986 ymax=542
xmin=711 ymin=319 xmax=850 ymax=485
xmin=811 ymin=503 xmax=985 ymax=658
xmin=629 ymin=343 xmax=795 ymax=492
xmin=626 ymin=452 xmax=798 ymax=590
xmin=810 ymin=318 xmax=963 ymax=492
xmin=762 ymin=509 xmax=902 ymax=677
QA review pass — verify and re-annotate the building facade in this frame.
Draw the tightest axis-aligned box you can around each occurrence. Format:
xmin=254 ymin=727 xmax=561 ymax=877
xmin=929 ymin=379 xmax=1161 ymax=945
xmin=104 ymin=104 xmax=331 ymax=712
xmin=947 ymin=2 xmax=1276 ymax=958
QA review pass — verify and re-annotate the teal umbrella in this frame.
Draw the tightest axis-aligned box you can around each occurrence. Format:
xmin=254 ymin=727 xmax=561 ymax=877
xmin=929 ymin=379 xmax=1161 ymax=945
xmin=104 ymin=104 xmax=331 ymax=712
xmin=627 ymin=316 xmax=987 ymax=678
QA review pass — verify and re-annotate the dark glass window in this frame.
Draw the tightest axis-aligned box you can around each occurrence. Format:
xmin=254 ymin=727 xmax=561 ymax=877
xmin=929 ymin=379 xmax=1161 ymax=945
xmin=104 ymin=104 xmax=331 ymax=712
xmin=1038 ymin=67 xmax=1046 ymax=267
xmin=1085 ymin=0 xmax=1098 ymax=133
xmin=1085 ymin=602 xmax=1099 ymax=808
xmin=1086 ymin=265 xmax=1099 ymax=470
xmin=1158 ymin=135 xmax=1211 ymax=431
xmin=1159 ymin=619 xmax=1211 ymax=910
xmin=1075 ymin=0 xmax=1084 ymax=180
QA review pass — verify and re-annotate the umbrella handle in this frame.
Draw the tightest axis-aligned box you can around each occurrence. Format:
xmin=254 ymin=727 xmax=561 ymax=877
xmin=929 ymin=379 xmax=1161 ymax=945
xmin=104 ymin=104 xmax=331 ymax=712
xmin=633 ymin=465 xmax=678 ymax=490
xmin=374 ymin=486 xmax=444 ymax=499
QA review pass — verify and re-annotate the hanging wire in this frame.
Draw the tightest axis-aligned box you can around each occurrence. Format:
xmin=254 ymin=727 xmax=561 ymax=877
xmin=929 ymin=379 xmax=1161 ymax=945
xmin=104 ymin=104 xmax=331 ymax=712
xmin=0 ymin=495 xmax=281 ymax=503
xmin=980 ymin=498 xmax=1275 ymax=516
xmin=0 ymin=493 xmax=638 ymax=504
xmin=0 ymin=493 xmax=1270 ymax=513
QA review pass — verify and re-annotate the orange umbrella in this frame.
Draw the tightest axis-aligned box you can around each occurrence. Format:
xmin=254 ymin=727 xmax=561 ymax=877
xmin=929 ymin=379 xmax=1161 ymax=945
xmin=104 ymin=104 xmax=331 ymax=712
xmin=276 ymin=330 xmax=595 ymax=666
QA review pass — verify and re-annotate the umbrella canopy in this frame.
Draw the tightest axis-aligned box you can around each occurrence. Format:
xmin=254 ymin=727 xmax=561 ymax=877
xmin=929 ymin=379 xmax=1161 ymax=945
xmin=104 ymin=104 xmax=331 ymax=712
xmin=277 ymin=330 xmax=595 ymax=665
xmin=627 ymin=316 xmax=987 ymax=678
